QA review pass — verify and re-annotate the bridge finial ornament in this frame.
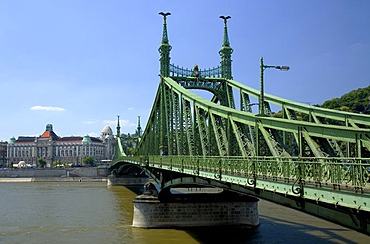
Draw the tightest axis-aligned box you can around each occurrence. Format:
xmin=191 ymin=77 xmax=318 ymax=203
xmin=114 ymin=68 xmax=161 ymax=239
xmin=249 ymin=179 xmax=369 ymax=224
xmin=219 ymin=15 xmax=233 ymax=79
xmin=159 ymin=12 xmax=171 ymax=44
xmin=219 ymin=15 xmax=231 ymax=47
xmin=159 ymin=12 xmax=172 ymax=77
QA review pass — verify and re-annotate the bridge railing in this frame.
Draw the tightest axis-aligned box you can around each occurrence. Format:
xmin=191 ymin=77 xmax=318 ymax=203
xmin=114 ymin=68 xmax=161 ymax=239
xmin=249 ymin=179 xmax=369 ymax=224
xmin=169 ymin=64 xmax=222 ymax=78
xmin=119 ymin=155 xmax=370 ymax=193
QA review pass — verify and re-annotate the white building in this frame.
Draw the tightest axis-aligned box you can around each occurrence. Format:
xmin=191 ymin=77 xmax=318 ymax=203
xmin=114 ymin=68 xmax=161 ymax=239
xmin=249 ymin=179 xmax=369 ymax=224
xmin=7 ymin=124 xmax=117 ymax=167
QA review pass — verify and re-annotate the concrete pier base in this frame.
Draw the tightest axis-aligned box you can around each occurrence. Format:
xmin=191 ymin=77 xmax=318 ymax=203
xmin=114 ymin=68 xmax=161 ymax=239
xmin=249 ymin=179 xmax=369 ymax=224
xmin=107 ymin=176 xmax=148 ymax=186
xmin=132 ymin=191 xmax=259 ymax=228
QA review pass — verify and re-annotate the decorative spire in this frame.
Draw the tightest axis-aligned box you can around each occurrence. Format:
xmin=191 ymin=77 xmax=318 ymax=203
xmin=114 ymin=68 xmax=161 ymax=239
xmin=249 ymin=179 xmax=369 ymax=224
xmin=159 ymin=12 xmax=171 ymax=44
xmin=220 ymin=15 xmax=231 ymax=47
xmin=116 ymin=115 xmax=121 ymax=138
xmin=137 ymin=116 xmax=142 ymax=137
xmin=159 ymin=12 xmax=172 ymax=77
xmin=219 ymin=15 xmax=233 ymax=79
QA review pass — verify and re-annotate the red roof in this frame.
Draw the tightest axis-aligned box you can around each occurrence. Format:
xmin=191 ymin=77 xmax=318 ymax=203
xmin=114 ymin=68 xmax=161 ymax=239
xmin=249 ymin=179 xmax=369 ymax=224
xmin=40 ymin=130 xmax=59 ymax=140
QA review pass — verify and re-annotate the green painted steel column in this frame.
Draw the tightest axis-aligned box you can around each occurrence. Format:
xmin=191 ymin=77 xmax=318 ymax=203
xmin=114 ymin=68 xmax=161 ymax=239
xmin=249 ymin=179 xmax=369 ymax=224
xmin=255 ymin=121 xmax=260 ymax=156
xmin=260 ymin=57 xmax=265 ymax=115
xmin=160 ymin=78 xmax=168 ymax=155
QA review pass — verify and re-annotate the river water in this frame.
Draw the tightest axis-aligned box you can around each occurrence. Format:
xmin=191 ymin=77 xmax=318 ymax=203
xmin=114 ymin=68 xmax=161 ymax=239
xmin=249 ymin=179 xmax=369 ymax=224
xmin=0 ymin=182 xmax=369 ymax=244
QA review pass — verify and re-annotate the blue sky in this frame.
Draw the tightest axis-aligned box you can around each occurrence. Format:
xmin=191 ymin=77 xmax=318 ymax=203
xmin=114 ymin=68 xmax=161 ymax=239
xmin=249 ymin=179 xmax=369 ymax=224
xmin=1 ymin=0 xmax=369 ymax=141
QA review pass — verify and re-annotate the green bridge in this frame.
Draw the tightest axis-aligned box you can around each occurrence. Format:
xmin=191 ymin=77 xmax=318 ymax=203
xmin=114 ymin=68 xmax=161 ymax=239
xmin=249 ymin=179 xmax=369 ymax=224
xmin=111 ymin=13 xmax=370 ymax=233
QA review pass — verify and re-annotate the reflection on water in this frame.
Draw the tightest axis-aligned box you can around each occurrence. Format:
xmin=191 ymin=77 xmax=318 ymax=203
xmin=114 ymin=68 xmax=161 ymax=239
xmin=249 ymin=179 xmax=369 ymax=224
xmin=0 ymin=182 xmax=369 ymax=244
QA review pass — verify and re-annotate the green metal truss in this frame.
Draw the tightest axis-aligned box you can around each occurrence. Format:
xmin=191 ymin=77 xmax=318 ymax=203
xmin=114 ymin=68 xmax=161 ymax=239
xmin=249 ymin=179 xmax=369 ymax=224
xmin=111 ymin=13 xmax=370 ymax=233
xmin=134 ymin=76 xmax=370 ymax=159
xmin=119 ymin=70 xmax=370 ymax=227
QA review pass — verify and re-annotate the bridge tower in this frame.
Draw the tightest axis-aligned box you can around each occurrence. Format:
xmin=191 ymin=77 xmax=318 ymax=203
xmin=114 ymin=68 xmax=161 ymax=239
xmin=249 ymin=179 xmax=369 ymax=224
xmin=158 ymin=12 xmax=172 ymax=156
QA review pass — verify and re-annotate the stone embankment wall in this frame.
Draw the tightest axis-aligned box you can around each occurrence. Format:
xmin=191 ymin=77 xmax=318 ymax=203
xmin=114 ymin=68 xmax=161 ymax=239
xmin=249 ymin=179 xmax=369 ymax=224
xmin=0 ymin=167 xmax=109 ymax=178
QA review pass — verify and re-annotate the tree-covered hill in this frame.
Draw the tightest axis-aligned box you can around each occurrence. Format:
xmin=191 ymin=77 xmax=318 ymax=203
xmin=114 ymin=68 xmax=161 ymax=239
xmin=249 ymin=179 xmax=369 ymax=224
xmin=321 ymin=86 xmax=370 ymax=114
xmin=272 ymin=85 xmax=370 ymax=118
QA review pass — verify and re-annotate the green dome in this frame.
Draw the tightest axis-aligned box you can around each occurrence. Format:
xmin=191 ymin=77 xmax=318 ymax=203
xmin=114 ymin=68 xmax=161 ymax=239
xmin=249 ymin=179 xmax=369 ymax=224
xmin=46 ymin=124 xmax=53 ymax=131
xmin=9 ymin=137 xmax=16 ymax=144
xmin=82 ymin=135 xmax=91 ymax=143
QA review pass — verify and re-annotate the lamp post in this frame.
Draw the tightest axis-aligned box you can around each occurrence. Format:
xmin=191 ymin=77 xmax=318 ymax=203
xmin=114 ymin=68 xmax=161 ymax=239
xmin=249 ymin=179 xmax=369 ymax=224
xmin=260 ymin=57 xmax=289 ymax=115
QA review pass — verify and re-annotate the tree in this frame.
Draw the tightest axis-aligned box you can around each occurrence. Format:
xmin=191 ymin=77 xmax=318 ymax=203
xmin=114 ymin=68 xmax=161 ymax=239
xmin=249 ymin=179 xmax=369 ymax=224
xmin=83 ymin=156 xmax=95 ymax=167
xmin=322 ymin=85 xmax=370 ymax=113
xmin=38 ymin=158 xmax=46 ymax=168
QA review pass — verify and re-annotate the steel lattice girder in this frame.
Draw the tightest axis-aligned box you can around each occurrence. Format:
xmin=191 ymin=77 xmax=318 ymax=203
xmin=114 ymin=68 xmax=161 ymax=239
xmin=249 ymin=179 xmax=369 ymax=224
xmin=163 ymin=77 xmax=370 ymax=146
xmin=226 ymin=79 xmax=370 ymax=128
xmin=134 ymin=76 xmax=370 ymax=159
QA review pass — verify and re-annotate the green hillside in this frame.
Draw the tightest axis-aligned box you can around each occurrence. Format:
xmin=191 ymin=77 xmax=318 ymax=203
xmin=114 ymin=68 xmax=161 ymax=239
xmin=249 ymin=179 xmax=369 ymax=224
xmin=321 ymin=86 xmax=370 ymax=114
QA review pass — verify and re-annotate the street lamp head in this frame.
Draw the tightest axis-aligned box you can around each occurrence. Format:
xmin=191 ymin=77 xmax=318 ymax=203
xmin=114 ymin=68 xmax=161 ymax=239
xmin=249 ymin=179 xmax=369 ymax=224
xmin=275 ymin=65 xmax=290 ymax=71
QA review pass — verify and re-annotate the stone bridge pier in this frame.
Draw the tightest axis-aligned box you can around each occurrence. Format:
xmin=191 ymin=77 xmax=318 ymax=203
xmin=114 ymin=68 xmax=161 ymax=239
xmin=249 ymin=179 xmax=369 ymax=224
xmin=107 ymin=175 xmax=148 ymax=186
xmin=132 ymin=183 xmax=259 ymax=228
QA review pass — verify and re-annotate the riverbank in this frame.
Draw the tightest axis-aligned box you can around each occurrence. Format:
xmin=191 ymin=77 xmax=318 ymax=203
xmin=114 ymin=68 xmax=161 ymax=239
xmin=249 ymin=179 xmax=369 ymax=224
xmin=0 ymin=177 xmax=107 ymax=183
xmin=0 ymin=167 xmax=109 ymax=178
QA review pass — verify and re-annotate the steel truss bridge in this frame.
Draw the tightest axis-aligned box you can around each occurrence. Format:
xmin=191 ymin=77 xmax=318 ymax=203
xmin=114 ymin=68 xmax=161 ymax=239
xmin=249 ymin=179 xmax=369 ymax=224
xmin=111 ymin=14 xmax=370 ymax=233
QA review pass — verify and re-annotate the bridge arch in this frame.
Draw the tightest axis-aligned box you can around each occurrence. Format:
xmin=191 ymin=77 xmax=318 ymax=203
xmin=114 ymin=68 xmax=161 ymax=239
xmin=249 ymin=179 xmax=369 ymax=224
xmin=110 ymin=160 xmax=146 ymax=177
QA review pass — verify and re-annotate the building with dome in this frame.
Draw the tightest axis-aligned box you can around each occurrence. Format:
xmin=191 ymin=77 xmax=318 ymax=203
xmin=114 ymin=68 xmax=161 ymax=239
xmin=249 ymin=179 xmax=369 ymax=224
xmin=6 ymin=123 xmax=117 ymax=167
